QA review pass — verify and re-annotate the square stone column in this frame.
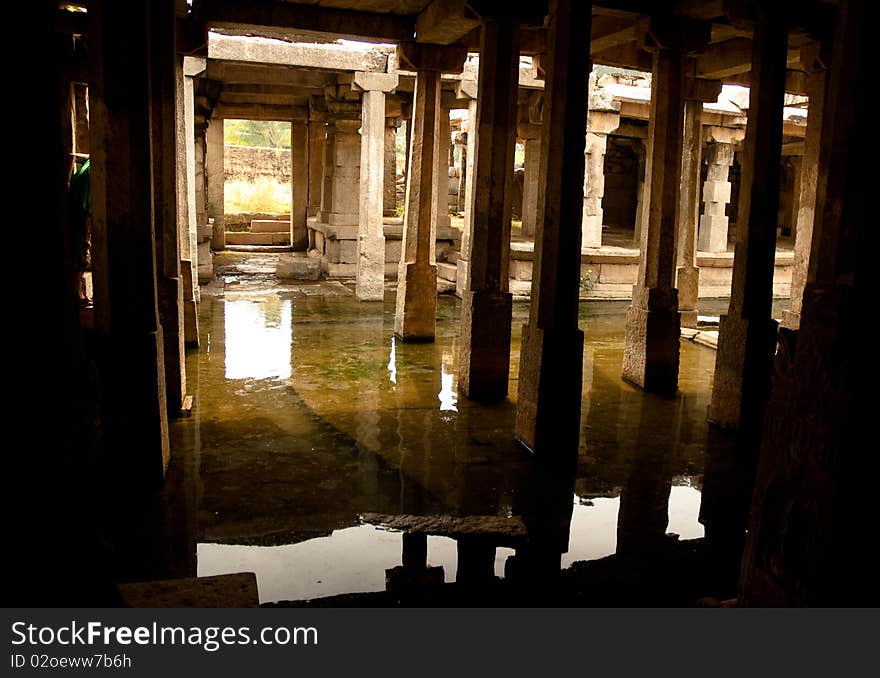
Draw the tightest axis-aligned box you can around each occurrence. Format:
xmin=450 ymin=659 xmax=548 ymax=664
xmin=455 ymin=93 xmax=477 ymax=298
xmin=290 ymin=120 xmax=309 ymax=251
xmin=459 ymin=14 xmax=520 ymax=401
xmin=582 ymin=109 xmax=620 ymax=248
xmin=149 ymin=0 xmax=185 ymax=415
xmin=708 ymin=9 xmax=788 ymax=432
xmin=307 ymin=120 xmax=325 ymax=218
xmin=434 ymin=107 xmax=452 ymax=234
xmin=353 ymin=71 xmax=399 ymax=301
xmin=319 ymin=121 xmax=336 ymax=222
xmin=781 ymin=57 xmax=827 ymax=330
xmin=515 ymin=0 xmax=591 ymax=455
xmin=632 ymin=140 xmax=647 ymax=247
xmin=697 ymin=138 xmax=736 ymax=253
xmin=622 ymin=24 xmax=708 ymax=393
xmin=89 ymin=0 xmax=170 ymax=484
xmin=517 ymin=123 xmax=541 ymax=239
xmin=676 ymin=76 xmax=721 ymax=328
xmin=384 ymin=117 xmax=401 ymax=217
xmin=206 ymin=117 xmax=224 ymax=250
xmin=394 ymin=42 xmax=467 ymax=341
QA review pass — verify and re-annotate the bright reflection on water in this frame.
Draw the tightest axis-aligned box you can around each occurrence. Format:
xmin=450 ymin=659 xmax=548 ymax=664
xmin=224 ymin=298 xmax=292 ymax=380
xmin=182 ymin=287 xmax=724 ymax=604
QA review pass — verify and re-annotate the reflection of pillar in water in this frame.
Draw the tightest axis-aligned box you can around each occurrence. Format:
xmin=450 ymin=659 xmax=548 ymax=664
xmin=615 ymin=393 xmax=676 ymax=556
xmin=456 ymin=537 xmax=496 ymax=586
xmin=354 ymin=317 xmax=384 ymax=499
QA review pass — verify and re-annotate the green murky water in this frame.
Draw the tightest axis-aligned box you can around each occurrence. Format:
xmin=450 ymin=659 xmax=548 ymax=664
xmin=174 ymin=280 xmax=746 ymax=603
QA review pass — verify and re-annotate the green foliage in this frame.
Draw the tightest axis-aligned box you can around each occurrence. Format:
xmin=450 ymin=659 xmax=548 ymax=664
xmin=579 ymin=269 xmax=594 ymax=294
xmin=224 ymin=119 xmax=291 ymax=149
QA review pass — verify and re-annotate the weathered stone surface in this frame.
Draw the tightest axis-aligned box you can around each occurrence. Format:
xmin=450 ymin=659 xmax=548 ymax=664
xmin=276 ymin=253 xmax=321 ymax=281
xmin=459 ymin=290 xmax=513 ymax=401
xmin=361 ymin=513 xmax=528 ymax=545
xmin=357 ymin=87 xmax=387 ymax=300
xmin=118 ymin=573 xmax=259 ymax=608
xmin=697 ymin=143 xmax=735 ymax=253
xmin=206 ymin=118 xmax=225 ymax=250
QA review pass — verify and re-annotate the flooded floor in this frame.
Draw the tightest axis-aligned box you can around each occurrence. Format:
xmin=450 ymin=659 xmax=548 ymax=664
xmin=147 ymin=260 xmax=788 ymax=605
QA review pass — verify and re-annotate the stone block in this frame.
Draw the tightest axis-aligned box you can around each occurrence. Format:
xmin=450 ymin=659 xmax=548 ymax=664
xmin=251 ymin=219 xmax=291 ymax=233
xmin=702 ymin=180 xmax=731 ymax=204
xmin=510 ymin=259 xmax=533 ymax=281
xmin=599 ymin=263 xmax=638 ymax=285
xmin=276 ymin=253 xmax=321 ymax=280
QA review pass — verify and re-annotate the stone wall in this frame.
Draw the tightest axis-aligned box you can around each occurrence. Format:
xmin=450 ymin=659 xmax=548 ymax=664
xmin=224 ymin=144 xmax=292 ymax=183
xmin=602 ymin=139 xmax=639 ymax=229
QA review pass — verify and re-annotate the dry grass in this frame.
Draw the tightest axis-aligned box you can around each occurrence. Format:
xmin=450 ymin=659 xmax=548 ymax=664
xmin=224 ymin=177 xmax=291 ymax=214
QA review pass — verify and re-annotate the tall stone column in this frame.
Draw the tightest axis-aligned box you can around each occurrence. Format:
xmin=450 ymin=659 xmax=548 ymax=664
xmin=384 ymin=117 xmax=400 ymax=217
xmin=394 ymin=43 xmax=467 ymax=341
xmin=434 ymin=107 xmax=451 ymax=233
xmin=676 ymin=76 xmax=721 ymax=328
xmin=781 ymin=51 xmax=828 ymax=330
xmin=319 ymin=121 xmax=336 ymax=221
xmin=707 ymin=8 xmax=788 ymax=432
xmin=622 ymin=20 xmax=710 ymax=392
xmin=149 ymin=0 xmax=185 ymax=415
xmin=632 ymin=140 xmax=647 ymax=247
xmin=697 ymin=135 xmax=736 ymax=253
xmin=89 ymin=0 xmax=170 ymax=483
xmin=206 ymin=117 xmax=224 ymax=250
xmin=455 ymin=90 xmax=477 ymax=298
xmin=582 ymin=108 xmax=620 ymax=248
xmin=459 ymin=14 xmax=520 ymax=401
xmin=519 ymin=123 xmax=541 ymax=240
xmin=307 ymin=119 xmax=325 ymax=218
xmin=324 ymin=118 xmax=361 ymax=225
xmin=353 ymin=72 xmax=399 ymax=301
xmin=290 ymin=120 xmax=309 ymax=251
xmin=740 ymin=0 xmax=867 ymax=606
xmin=515 ymin=0 xmax=591 ymax=454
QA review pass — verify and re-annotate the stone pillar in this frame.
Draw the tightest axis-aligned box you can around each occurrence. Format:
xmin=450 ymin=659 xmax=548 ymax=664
xmin=353 ymin=72 xmax=399 ymax=301
xmin=697 ymin=138 xmax=736 ymax=253
xmin=319 ymin=121 xmax=336 ymax=221
xmin=384 ymin=118 xmax=400 ymax=217
xmin=740 ymin=0 xmax=868 ymax=606
xmin=206 ymin=117 xmax=224 ymax=250
xmin=323 ymin=118 xmax=361 ymax=225
xmin=622 ymin=21 xmax=710 ymax=393
xmin=459 ymin=15 xmax=520 ymax=401
xmin=519 ymin=125 xmax=541 ymax=240
xmin=72 ymin=83 xmax=89 ymax=156
xmin=456 ymin=93 xmax=478 ymax=298
xmin=632 ymin=140 xmax=647 ymax=247
xmin=434 ymin=107 xmax=451 ymax=233
xmin=149 ymin=0 xmax=185 ymax=415
xmin=582 ymin=108 xmax=620 ymax=248
xmin=393 ymin=43 xmax=466 ymax=341
xmin=676 ymin=76 xmax=721 ymax=328
xmin=307 ymin=120 xmax=325 ymax=218
xmin=89 ymin=0 xmax=170 ymax=483
xmin=290 ymin=120 xmax=309 ymax=251
xmin=707 ymin=9 xmax=788 ymax=432
xmin=515 ymin=0 xmax=590 ymax=454
xmin=676 ymin=99 xmax=703 ymax=328
xmin=781 ymin=56 xmax=828 ymax=330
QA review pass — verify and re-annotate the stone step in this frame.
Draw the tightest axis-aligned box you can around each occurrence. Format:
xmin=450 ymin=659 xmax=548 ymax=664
xmin=251 ymin=219 xmax=291 ymax=233
xmin=277 ymin=253 xmax=321 ymax=281
xmin=444 ymin=250 xmax=460 ymax=265
xmin=226 ymin=231 xmax=291 ymax=246
xmin=436 ymin=261 xmax=457 ymax=283
xmin=225 ymin=244 xmax=293 ymax=253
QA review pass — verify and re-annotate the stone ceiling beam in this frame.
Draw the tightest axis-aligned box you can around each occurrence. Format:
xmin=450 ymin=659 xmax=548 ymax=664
xmin=201 ymin=0 xmax=415 ymax=43
xmin=415 ymin=0 xmax=481 ymax=44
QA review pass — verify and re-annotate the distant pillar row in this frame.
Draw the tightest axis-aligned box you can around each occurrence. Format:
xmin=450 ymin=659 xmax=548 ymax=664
xmin=581 ymin=108 xmax=620 ymax=248
xmin=290 ymin=119 xmax=309 ymax=251
xmin=206 ymin=117 xmax=225 ymax=250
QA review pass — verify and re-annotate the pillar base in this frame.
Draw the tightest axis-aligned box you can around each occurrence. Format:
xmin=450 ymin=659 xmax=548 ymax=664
xmin=707 ymin=313 xmax=779 ymax=431
xmin=515 ymin=324 xmax=584 ymax=455
xmin=677 ymin=265 xmax=700 ymax=329
xmin=622 ymin=287 xmax=680 ymax=392
xmin=394 ymin=262 xmax=437 ymax=341
xmin=356 ymin=234 xmax=386 ymax=301
xmin=459 ymin=289 xmax=512 ymax=401
xmin=181 ymin=259 xmax=199 ymax=348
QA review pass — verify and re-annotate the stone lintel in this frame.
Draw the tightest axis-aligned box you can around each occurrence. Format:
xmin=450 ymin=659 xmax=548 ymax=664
xmin=397 ymin=42 xmax=467 ymax=73
xmin=353 ymin=71 xmax=399 ymax=93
